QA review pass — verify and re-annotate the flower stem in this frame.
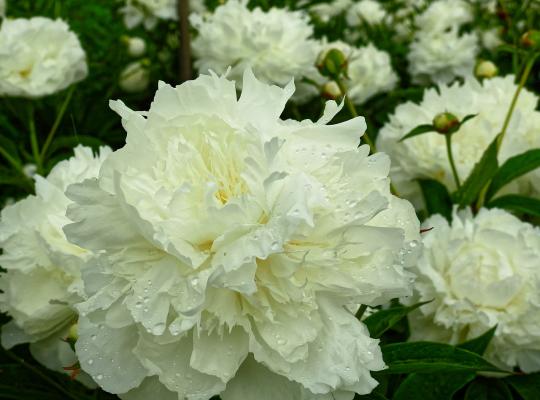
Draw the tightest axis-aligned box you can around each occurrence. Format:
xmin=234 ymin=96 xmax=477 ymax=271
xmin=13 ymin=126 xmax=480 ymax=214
xmin=2 ymin=348 xmax=80 ymax=400
xmin=445 ymin=134 xmax=461 ymax=190
xmin=40 ymin=86 xmax=75 ymax=161
xmin=497 ymin=54 xmax=538 ymax=153
xmin=335 ymin=78 xmax=376 ymax=154
xmin=355 ymin=304 xmax=368 ymax=320
xmin=28 ymin=104 xmax=43 ymax=174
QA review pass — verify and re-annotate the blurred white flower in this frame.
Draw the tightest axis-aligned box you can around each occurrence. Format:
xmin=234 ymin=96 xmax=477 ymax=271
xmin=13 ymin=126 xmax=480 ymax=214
xmin=123 ymin=36 xmax=147 ymax=57
xmin=120 ymin=0 xmax=176 ymax=30
xmin=309 ymin=0 xmax=352 ymax=23
xmin=0 ymin=17 xmax=87 ymax=98
xmin=321 ymin=41 xmax=398 ymax=104
xmin=346 ymin=0 xmax=387 ymax=27
xmin=22 ymin=164 xmax=37 ymax=178
xmin=119 ymin=60 xmax=150 ymax=93
xmin=377 ymin=75 xmax=540 ymax=207
xmin=0 ymin=0 xmax=6 ymax=17
xmin=408 ymin=208 xmax=540 ymax=373
xmin=414 ymin=0 xmax=472 ymax=33
xmin=481 ymin=28 xmax=503 ymax=51
xmin=64 ymin=70 xmax=420 ymax=399
xmin=0 ymin=146 xmax=111 ymax=379
xmin=408 ymin=28 xmax=478 ymax=84
xmin=191 ymin=0 xmax=321 ymax=103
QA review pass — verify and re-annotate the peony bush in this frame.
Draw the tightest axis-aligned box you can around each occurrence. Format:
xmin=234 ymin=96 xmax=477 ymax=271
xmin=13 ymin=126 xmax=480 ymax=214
xmin=0 ymin=1 xmax=539 ymax=399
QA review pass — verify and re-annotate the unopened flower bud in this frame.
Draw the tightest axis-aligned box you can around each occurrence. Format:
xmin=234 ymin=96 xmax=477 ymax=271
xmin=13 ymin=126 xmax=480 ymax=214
xmin=122 ymin=36 xmax=146 ymax=57
xmin=316 ymin=48 xmax=348 ymax=78
xmin=521 ymin=30 xmax=540 ymax=49
xmin=321 ymin=81 xmax=342 ymax=100
xmin=433 ymin=112 xmax=459 ymax=134
xmin=22 ymin=163 xmax=37 ymax=178
xmin=119 ymin=60 xmax=150 ymax=93
xmin=67 ymin=323 xmax=78 ymax=341
xmin=475 ymin=60 xmax=498 ymax=79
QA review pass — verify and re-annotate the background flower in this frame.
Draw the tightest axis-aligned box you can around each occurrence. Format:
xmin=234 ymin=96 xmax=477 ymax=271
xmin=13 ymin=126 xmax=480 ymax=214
xmin=0 ymin=145 xmax=110 ymax=380
xmin=0 ymin=17 xmax=88 ymax=98
xmin=407 ymin=208 xmax=540 ymax=372
xmin=64 ymin=69 xmax=420 ymax=399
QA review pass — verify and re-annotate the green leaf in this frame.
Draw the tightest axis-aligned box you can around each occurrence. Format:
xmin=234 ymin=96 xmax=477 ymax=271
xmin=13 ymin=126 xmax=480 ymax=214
xmin=487 ymin=195 xmax=540 ymax=217
xmin=506 ymin=373 xmax=540 ymax=400
xmin=393 ymin=372 xmax=475 ymax=400
xmin=464 ymin=378 xmax=513 ymax=400
xmin=380 ymin=342 xmax=505 ymax=374
xmin=364 ymin=301 xmax=430 ymax=338
xmin=418 ymin=179 xmax=453 ymax=221
xmin=457 ymin=326 xmax=497 ymax=355
xmin=47 ymin=135 xmax=106 ymax=155
xmin=486 ymin=149 xmax=540 ymax=201
xmin=453 ymin=135 xmax=499 ymax=207
xmin=398 ymin=124 xmax=435 ymax=142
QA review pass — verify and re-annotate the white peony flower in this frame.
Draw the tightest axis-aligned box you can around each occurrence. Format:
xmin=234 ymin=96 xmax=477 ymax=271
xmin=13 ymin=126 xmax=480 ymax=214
xmin=376 ymin=75 xmax=540 ymax=207
xmin=0 ymin=17 xmax=88 ymax=98
xmin=407 ymin=208 xmax=540 ymax=373
xmin=191 ymin=0 xmax=321 ymax=103
xmin=0 ymin=146 xmax=111 ymax=378
xmin=346 ymin=0 xmax=387 ymax=27
xmin=320 ymin=41 xmax=398 ymax=105
xmin=119 ymin=60 xmax=151 ymax=93
xmin=481 ymin=28 xmax=503 ymax=51
xmin=407 ymin=0 xmax=478 ymax=84
xmin=64 ymin=69 xmax=421 ymax=399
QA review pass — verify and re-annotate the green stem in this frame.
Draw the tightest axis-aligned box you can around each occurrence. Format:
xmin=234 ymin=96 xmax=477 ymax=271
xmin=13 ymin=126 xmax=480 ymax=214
xmin=40 ymin=86 xmax=75 ymax=161
xmin=2 ymin=349 xmax=80 ymax=400
xmin=445 ymin=134 xmax=461 ymax=190
xmin=497 ymin=54 xmax=538 ymax=153
xmin=355 ymin=304 xmax=368 ymax=320
xmin=335 ymin=78 xmax=376 ymax=154
xmin=28 ymin=104 xmax=43 ymax=174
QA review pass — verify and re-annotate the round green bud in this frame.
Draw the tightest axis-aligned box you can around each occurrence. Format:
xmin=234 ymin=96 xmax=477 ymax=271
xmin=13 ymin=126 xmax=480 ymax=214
xmin=316 ymin=48 xmax=348 ymax=78
xmin=433 ymin=112 xmax=460 ymax=134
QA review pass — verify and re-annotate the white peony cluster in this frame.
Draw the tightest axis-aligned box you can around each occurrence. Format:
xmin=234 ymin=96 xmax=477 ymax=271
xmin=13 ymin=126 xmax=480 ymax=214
xmin=376 ymin=75 xmax=540 ymax=206
xmin=407 ymin=0 xmax=478 ymax=84
xmin=345 ymin=0 xmax=387 ymax=27
xmin=408 ymin=207 xmax=540 ymax=372
xmin=0 ymin=17 xmax=88 ymax=98
xmin=321 ymin=41 xmax=398 ymax=105
xmin=0 ymin=146 xmax=111 ymax=378
xmin=120 ymin=0 xmax=176 ymax=30
xmin=191 ymin=0 xmax=321 ymax=103
xmin=309 ymin=0 xmax=352 ymax=23
xmin=63 ymin=70 xmax=421 ymax=399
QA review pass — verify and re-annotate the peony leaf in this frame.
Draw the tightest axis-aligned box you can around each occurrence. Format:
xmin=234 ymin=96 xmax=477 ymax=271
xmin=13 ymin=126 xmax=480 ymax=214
xmin=392 ymin=372 xmax=475 ymax=400
xmin=457 ymin=326 xmax=497 ymax=355
xmin=487 ymin=195 xmax=540 ymax=218
xmin=398 ymin=124 xmax=435 ymax=142
xmin=453 ymin=135 xmax=499 ymax=207
xmin=380 ymin=342 xmax=506 ymax=374
xmin=505 ymin=373 xmax=540 ymax=400
xmin=464 ymin=378 xmax=513 ymax=400
xmin=486 ymin=149 xmax=540 ymax=201
xmin=363 ymin=301 xmax=431 ymax=338
xmin=418 ymin=179 xmax=452 ymax=221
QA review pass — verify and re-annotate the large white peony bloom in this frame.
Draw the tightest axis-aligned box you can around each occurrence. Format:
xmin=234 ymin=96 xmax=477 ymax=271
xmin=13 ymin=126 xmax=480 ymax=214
xmin=191 ymin=0 xmax=321 ymax=103
xmin=376 ymin=75 xmax=540 ymax=206
xmin=0 ymin=146 xmax=111 ymax=378
xmin=407 ymin=208 xmax=540 ymax=373
xmin=407 ymin=0 xmax=478 ymax=84
xmin=0 ymin=17 xmax=88 ymax=98
xmin=345 ymin=0 xmax=387 ymax=27
xmin=321 ymin=41 xmax=398 ymax=105
xmin=64 ymin=70 xmax=421 ymax=399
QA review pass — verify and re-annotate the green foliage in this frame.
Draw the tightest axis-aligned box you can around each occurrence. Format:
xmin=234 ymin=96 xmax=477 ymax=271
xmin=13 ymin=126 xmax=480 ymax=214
xmin=363 ymin=301 xmax=430 ymax=339
xmin=487 ymin=195 xmax=540 ymax=218
xmin=418 ymin=179 xmax=453 ymax=221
